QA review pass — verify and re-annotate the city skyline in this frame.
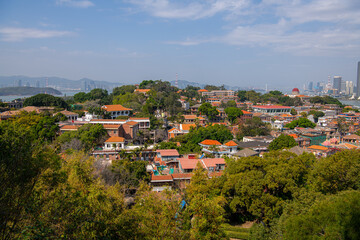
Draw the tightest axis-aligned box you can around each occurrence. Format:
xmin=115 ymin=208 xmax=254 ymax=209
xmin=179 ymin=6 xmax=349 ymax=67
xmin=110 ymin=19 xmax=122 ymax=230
xmin=0 ymin=0 xmax=360 ymax=89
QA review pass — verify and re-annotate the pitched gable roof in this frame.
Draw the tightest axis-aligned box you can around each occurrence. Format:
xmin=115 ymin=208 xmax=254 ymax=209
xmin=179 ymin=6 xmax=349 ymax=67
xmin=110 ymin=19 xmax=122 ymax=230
xmin=200 ymin=139 xmax=222 ymax=146
xmin=102 ymin=104 xmax=132 ymax=112
xmin=105 ymin=136 xmax=125 ymax=143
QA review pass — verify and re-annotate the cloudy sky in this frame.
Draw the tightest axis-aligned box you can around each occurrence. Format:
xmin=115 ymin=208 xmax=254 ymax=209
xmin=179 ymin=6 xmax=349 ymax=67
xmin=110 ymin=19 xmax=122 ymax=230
xmin=0 ymin=0 xmax=359 ymax=90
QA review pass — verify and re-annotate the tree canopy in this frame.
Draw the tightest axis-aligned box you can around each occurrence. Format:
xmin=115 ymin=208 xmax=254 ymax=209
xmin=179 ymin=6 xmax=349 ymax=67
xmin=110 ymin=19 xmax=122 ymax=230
xmin=268 ymin=134 xmax=298 ymax=151
xmin=285 ymin=117 xmax=316 ymax=129
xmin=24 ymin=93 xmax=68 ymax=109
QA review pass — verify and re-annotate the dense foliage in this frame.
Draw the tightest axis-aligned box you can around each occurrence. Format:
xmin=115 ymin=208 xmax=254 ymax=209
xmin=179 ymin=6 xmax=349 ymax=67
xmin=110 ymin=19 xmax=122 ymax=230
xmin=173 ymin=124 xmax=233 ymax=154
xmin=24 ymin=93 xmax=68 ymax=108
xmin=268 ymin=134 xmax=298 ymax=151
xmin=285 ymin=117 xmax=316 ymax=129
xmin=225 ymin=107 xmax=243 ymax=124
xmin=236 ymin=117 xmax=270 ymax=140
xmin=310 ymin=95 xmax=344 ymax=107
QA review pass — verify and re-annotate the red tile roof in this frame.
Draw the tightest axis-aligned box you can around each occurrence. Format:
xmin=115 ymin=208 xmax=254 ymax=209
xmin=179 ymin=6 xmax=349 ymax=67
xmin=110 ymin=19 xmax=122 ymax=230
xmin=198 ymin=89 xmax=208 ymax=92
xmin=200 ymin=139 xmax=222 ymax=145
xmin=178 ymin=158 xmax=202 ymax=170
xmin=156 ymin=149 xmax=180 ymax=157
xmin=225 ymin=140 xmax=237 ymax=146
xmin=151 ymin=175 xmax=173 ymax=182
xmin=202 ymin=158 xmax=225 ymax=168
xmin=134 ymin=89 xmax=151 ymax=93
xmin=103 ymin=124 xmax=121 ymax=129
xmin=181 ymin=124 xmax=196 ymax=131
xmin=171 ymin=173 xmax=193 ymax=179
xmin=124 ymin=121 xmax=139 ymax=126
xmin=102 ymin=104 xmax=132 ymax=112
xmin=60 ymin=125 xmax=79 ymax=130
xmin=105 ymin=136 xmax=125 ymax=142
xmin=307 ymin=145 xmax=328 ymax=151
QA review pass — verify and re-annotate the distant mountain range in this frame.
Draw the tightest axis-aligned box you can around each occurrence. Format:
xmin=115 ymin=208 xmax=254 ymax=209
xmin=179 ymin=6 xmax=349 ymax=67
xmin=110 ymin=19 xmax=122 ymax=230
xmin=0 ymin=87 xmax=62 ymax=96
xmin=169 ymin=79 xmax=260 ymax=91
xmin=0 ymin=75 xmax=263 ymax=92
xmin=0 ymin=76 xmax=123 ymax=91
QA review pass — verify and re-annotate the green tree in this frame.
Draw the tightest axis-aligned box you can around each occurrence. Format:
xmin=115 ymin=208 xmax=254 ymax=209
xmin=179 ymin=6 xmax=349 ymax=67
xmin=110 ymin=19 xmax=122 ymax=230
xmin=111 ymin=85 xmax=136 ymax=96
xmin=24 ymin=93 xmax=68 ymax=109
xmin=57 ymin=124 xmax=107 ymax=152
xmin=225 ymin=107 xmax=243 ymax=124
xmin=20 ymin=152 xmax=137 ymax=239
xmin=185 ymin=163 xmax=227 ymax=240
xmin=237 ymin=117 xmax=270 ymax=140
xmin=222 ymin=151 xmax=315 ymax=223
xmin=268 ymin=134 xmax=298 ymax=151
xmin=309 ymin=110 xmax=325 ymax=123
xmin=290 ymin=108 xmax=297 ymax=116
xmin=285 ymin=117 xmax=316 ymax=129
xmin=308 ymin=150 xmax=360 ymax=194
xmin=199 ymin=103 xmax=218 ymax=121
xmin=282 ymin=190 xmax=360 ymax=240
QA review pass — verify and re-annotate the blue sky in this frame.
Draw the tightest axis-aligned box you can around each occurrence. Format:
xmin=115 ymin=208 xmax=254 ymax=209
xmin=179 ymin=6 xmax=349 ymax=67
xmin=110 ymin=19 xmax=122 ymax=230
xmin=0 ymin=0 xmax=359 ymax=91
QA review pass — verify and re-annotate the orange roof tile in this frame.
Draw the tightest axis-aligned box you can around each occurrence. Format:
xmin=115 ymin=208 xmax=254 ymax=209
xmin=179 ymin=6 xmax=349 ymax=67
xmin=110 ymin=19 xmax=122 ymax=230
xmin=181 ymin=124 xmax=196 ymax=131
xmin=198 ymin=89 xmax=208 ymax=92
xmin=200 ymin=139 xmax=222 ymax=145
xmin=184 ymin=115 xmax=205 ymax=120
xmin=102 ymin=104 xmax=132 ymax=112
xmin=242 ymin=110 xmax=252 ymax=114
xmin=135 ymin=88 xmax=151 ymax=93
xmin=308 ymin=145 xmax=328 ymax=151
xmin=60 ymin=125 xmax=79 ymax=130
xmin=288 ymin=134 xmax=298 ymax=139
xmin=105 ymin=136 xmax=125 ymax=142
xmin=151 ymin=175 xmax=173 ymax=182
xmin=102 ymin=124 xmax=121 ymax=129
xmin=124 ymin=121 xmax=138 ymax=126
xmin=171 ymin=173 xmax=193 ymax=179
xmin=225 ymin=140 xmax=237 ymax=146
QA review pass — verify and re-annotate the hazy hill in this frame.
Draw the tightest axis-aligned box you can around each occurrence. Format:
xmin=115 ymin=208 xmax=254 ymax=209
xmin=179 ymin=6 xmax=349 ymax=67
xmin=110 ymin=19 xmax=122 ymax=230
xmin=0 ymin=76 xmax=123 ymax=91
xmin=0 ymin=87 xmax=62 ymax=96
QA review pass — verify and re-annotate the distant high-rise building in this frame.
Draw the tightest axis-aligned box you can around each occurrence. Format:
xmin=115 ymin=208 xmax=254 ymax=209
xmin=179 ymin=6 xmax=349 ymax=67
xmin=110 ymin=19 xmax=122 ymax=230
xmin=16 ymin=79 xmax=22 ymax=87
xmin=35 ymin=80 xmax=40 ymax=88
xmin=333 ymin=76 xmax=342 ymax=94
xmin=345 ymin=81 xmax=354 ymax=95
xmin=357 ymin=62 xmax=360 ymax=97
xmin=341 ymin=80 xmax=346 ymax=94
xmin=308 ymin=82 xmax=313 ymax=91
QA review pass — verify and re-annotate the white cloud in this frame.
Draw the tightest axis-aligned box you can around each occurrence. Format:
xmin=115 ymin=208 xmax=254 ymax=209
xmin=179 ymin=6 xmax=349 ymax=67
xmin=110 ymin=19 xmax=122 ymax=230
xmin=0 ymin=27 xmax=72 ymax=42
xmin=127 ymin=0 xmax=248 ymax=20
xmin=56 ymin=0 xmax=94 ymax=8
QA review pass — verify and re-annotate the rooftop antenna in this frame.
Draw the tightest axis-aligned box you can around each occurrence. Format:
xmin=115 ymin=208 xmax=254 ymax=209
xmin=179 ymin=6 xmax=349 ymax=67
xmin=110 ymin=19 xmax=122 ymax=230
xmin=175 ymin=73 xmax=179 ymax=88
xmin=265 ymin=84 xmax=268 ymax=93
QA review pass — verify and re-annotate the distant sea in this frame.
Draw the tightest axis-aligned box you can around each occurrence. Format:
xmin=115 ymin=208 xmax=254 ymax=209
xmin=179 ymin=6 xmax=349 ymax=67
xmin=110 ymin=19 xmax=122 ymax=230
xmin=0 ymin=91 xmax=78 ymax=102
xmin=339 ymin=100 xmax=360 ymax=108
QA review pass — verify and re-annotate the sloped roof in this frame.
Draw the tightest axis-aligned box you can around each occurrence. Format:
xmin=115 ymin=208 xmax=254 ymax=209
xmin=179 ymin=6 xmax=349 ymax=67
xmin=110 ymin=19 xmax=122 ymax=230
xmin=168 ymin=127 xmax=180 ymax=133
xmin=134 ymin=89 xmax=151 ymax=93
xmin=234 ymin=148 xmax=259 ymax=157
xmin=156 ymin=149 xmax=179 ymax=157
xmin=198 ymin=89 xmax=208 ymax=92
xmin=124 ymin=121 xmax=139 ymax=126
xmin=151 ymin=175 xmax=173 ymax=182
xmin=171 ymin=173 xmax=193 ymax=179
xmin=253 ymin=105 xmax=291 ymax=109
xmin=225 ymin=140 xmax=237 ymax=146
xmin=180 ymin=124 xmax=196 ymax=131
xmin=287 ymin=146 xmax=310 ymax=155
xmin=184 ymin=115 xmax=205 ymax=120
xmin=342 ymin=134 xmax=360 ymax=140
xmin=105 ymin=136 xmax=125 ymax=143
xmin=178 ymin=158 xmax=202 ymax=170
xmin=60 ymin=125 xmax=79 ymax=130
xmin=307 ymin=145 xmax=328 ymax=151
xmin=60 ymin=110 xmax=78 ymax=116
xmin=102 ymin=104 xmax=132 ymax=112
xmin=200 ymin=139 xmax=222 ymax=146
xmin=242 ymin=110 xmax=252 ymax=114
xmin=103 ymin=124 xmax=121 ymax=129
xmin=202 ymin=158 xmax=225 ymax=168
